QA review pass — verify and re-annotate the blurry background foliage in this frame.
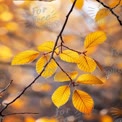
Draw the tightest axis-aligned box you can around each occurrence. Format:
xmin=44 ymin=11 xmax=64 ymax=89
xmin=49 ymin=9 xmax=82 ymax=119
xmin=0 ymin=0 xmax=122 ymax=122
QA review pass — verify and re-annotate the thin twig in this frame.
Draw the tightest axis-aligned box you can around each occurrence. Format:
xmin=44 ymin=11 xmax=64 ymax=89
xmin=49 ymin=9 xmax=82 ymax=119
xmin=60 ymin=36 xmax=64 ymax=53
xmin=62 ymin=45 xmax=82 ymax=54
xmin=0 ymin=80 xmax=13 ymax=94
xmin=53 ymin=58 xmax=73 ymax=82
xmin=96 ymin=0 xmax=122 ymax=25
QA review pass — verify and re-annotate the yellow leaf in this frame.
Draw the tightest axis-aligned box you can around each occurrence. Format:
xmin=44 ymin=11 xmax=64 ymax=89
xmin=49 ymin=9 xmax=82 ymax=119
xmin=37 ymin=41 xmax=59 ymax=53
xmin=72 ymin=90 xmax=94 ymax=114
xmin=0 ymin=11 xmax=13 ymax=22
xmin=70 ymin=0 xmax=84 ymax=9
xmin=11 ymin=50 xmax=39 ymax=65
xmin=36 ymin=117 xmax=58 ymax=122
xmin=95 ymin=8 xmax=110 ymax=23
xmin=36 ymin=55 xmax=57 ymax=78
xmin=84 ymin=31 xmax=107 ymax=49
xmin=52 ymin=85 xmax=70 ymax=108
xmin=54 ymin=71 xmax=78 ymax=82
xmin=76 ymin=74 xmax=103 ymax=84
xmin=77 ymin=56 xmax=96 ymax=72
xmin=59 ymin=50 xmax=79 ymax=63
xmin=86 ymin=46 xmax=97 ymax=55
xmin=0 ymin=45 xmax=13 ymax=61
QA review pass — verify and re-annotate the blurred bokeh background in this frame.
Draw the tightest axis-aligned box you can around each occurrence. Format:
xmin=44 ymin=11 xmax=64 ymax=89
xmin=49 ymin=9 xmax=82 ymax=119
xmin=0 ymin=0 xmax=122 ymax=122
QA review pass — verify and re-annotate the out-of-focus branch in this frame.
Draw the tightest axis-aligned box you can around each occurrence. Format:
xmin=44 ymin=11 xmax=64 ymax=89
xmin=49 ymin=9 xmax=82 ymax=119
xmin=96 ymin=0 xmax=122 ymax=26
xmin=0 ymin=80 xmax=12 ymax=94
xmin=3 ymin=112 xmax=39 ymax=116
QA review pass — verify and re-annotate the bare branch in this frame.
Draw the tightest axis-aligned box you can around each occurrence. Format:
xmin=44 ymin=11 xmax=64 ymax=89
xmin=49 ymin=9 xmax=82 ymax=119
xmin=3 ymin=112 xmax=39 ymax=116
xmin=96 ymin=0 xmax=122 ymax=25
xmin=53 ymin=57 xmax=73 ymax=82
xmin=62 ymin=45 xmax=83 ymax=54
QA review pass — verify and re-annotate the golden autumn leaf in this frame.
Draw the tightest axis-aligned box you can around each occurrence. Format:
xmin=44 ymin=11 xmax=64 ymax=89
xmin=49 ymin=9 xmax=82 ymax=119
xmin=52 ymin=85 xmax=70 ymax=108
xmin=36 ymin=55 xmax=57 ymax=78
xmin=72 ymin=90 xmax=94 ymax=114
xmin=59 ymin=50 xmax=79 ymax=63
xmin=95 ymin=8 xmax=110 ymax=23
xmin=37 ymin=41 xmax=59 ymax=53
xmin=84 ymin=31 xmax=107 ymax=49
xmin=11 ymin=50 xmax=39 ymax=65
xmin=54 ymin=71 xmax=78 ymax=82
xmin=70 ymin=0 xmax=84 ymax=9
xmin=86 ymin=46 xmax=97 ymax=55
xmin=77 ymin=56 xmax=96 ymax=72
xmin=76 ymin=74 xmax=103 ymax=84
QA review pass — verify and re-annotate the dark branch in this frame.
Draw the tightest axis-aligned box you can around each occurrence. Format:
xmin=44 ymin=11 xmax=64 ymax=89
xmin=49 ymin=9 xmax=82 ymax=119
xmin=96 ymin=0 xmax=122 ymax=26
xmin=62 ymin=45 xmax=83 ymax=54
xmin=53 ymin=58 xmax=73 ymax=81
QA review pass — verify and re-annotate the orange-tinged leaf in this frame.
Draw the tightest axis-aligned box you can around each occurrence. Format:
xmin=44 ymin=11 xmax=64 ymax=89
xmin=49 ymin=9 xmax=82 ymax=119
xmin=76 ymin=74 xmax=103 ymax=84
xmin=109 ymin=0 xmax=122 ymax=8
xmin=36 ymin=55 xmax=57 ymax=78
xmin=52 ymin=85 xmax=70 ymax=108
xmin=36 ymin=117 xmax=58 ymax=122
xmin=100 ymin=115 xmax=113 ymax=122
xmin=70 ymin=0 xmax=84 ymax=9
xmin=72 ymin=90 xmax=94 ymax=114
xmin=86 ymin=46 xmax=97 ymax=55
xmin=95 ymin=8 xmax=110 ymax=23
xmin=59 ymin=50 xmax=79 ymax=63
xmin=37 ymin=41 xmax=59 ymax=53
xmin=25 ymin=117 xmax=35 ymax=122
xmin=11 ymin=50 xmax=39 ymax=65
xmin=77 ymin=56 xmax=96 ymax=72
xmin=84 ymin=31 xmax=107 ymax=49
xmin=54 ymin=71 xmax=78 ymax=82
